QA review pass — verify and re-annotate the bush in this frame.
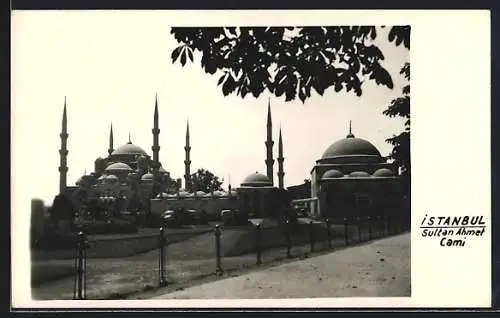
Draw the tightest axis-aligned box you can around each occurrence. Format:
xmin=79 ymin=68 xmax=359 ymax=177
xmin=222 ymin=210 xmax=249 ymax=226
xmin=199 ymin=210 xmax=208 ymax=225
xmin=31 ymin=226 xmax=79 ymax=250
xmin=75 ymin=218 xmax=139 ymax=235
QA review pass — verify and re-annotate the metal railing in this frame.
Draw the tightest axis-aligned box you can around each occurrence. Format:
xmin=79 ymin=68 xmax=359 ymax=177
xmin=63 ymin=214 xmax=409 ymax=300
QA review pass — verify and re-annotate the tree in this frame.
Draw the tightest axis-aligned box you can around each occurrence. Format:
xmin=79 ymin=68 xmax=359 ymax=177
xmin=189 ymin=168 xmax=223 ymax=193
xmin=170 ymin=26 xmax=410 ymax=172
xmin=383 ymin=26 xmax=410 ymax=188
xmin=383 ymin=63 xmax=410 ymax=175
xmin=50 ymin=194 xmax=76 ymax=228
xmin=170 ymin=26 xmax=403 ymax=102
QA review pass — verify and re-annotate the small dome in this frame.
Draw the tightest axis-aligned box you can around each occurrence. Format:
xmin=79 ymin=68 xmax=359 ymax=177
xmin=106 ymin=175 xmax=119 ymax=182
xmin=194 ymin=191 xmax=206 ymax=197
xmin=373 ymin=168 xmax=395 ymax=177
xmin=141 ymin=173 xmax=154 ymax=181
xmin=348 ymin=171 xmax=371 ymax=178
xmin=111 ymin=143 xmax=148 ymax=156
xmin=241 ymin=172 xmax=272 ymax=187
xmin=178 ymin=191 xmax=190 ymax=197
xmin=158 ymin=167 xmax=167 ymax=173
xmin=105 ymin=162 xmax=133 ymax=171
xmin=321 ymin=169 xmax=344 ymax=179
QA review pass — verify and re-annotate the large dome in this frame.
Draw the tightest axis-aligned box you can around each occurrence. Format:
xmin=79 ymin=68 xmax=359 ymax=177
xmin=241 ymin=172 xmax=272 ymax=187
xmin=321 ymin=136 xmax=381 ymax=160
xmin=111 ymin=142 xmax=148 ymax=156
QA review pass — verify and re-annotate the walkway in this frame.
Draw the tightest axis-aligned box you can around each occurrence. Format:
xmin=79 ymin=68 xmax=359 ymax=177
xmin=152 ymin=233 xmax=411 ymax=299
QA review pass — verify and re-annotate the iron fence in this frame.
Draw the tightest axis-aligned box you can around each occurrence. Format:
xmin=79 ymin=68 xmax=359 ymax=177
xmin=32 ymin=214 xmax=410 ymax=300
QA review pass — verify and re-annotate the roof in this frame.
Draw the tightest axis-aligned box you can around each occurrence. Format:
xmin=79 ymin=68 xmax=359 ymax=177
xmin=241 ymin=172 xmax=272 ymax=187
xmin=141 ymin=173 xmax=154 ymax=181
xmin=321 ymin=135 xmax=381 ymax=160
xmin=105 ymin=162 xmax=133 ymax=171
xmin=373 ymin=168 xmax=395 ymax=177
xmin=348 ymin=171 xmax=371 ymax=178
xmin=111 ymin=142 xmax=148 ymax=156
xmin=321 ymin=169 xmax=344 ymax=179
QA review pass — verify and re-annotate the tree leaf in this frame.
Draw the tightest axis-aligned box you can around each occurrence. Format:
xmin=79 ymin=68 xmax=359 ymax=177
xmin=217 ymin=73 xmax=228 ymax=86
xmin=180 ymin=47 xmax=187 ymax=66
xmin=222 ymin=73 xmax=236 ymax=96
xmin=171 ymin=45 xmax=183 ymax=63
xmin=187 ymin=47 xmax=194 ymax=62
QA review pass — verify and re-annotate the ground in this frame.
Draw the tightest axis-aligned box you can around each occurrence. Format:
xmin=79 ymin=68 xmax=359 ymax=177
xmin=151 ymin=233 xmax=411 ymax=299
xmin=31 ymin=219 xmax=399 ymax=300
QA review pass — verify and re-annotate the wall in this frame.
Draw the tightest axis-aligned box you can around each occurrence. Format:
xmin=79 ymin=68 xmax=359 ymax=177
xmin=150 ymin=196 xmax=241 ymax=216
xmin=319 ymin=177 xmax=403 ymax=220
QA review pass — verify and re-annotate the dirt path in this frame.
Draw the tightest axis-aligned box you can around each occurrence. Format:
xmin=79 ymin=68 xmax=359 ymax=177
xmin=152 ymin=233 xmax=411 ymax=299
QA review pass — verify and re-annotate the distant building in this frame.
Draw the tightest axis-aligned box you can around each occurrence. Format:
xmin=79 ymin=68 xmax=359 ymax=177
xmin=56 ymin=95 xmax=178 ymax=214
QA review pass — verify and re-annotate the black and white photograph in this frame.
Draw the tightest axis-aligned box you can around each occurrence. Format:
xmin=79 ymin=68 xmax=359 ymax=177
xmin=11 ymin=10 xmax=490 ymax=308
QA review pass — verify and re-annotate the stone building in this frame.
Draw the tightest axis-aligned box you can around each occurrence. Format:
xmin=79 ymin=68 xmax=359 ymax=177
xmin=309 ymin=122 xmax=403 ymax=220
xmin=57 ymin=95 xmax=178 ymax=214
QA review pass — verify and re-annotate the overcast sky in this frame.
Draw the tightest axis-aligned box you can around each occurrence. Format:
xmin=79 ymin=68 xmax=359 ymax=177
xmin=12 ymin=12 xmax=409 ymax=205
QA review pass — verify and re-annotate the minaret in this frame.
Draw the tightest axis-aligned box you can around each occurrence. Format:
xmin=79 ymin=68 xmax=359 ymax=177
xmin=277 ymin=126 xmax=285 ymax=189
xmin=184 ymin=120 xmax=191 ymax=191
xmin=347 ymin=120 xmax=355 ymax=138
xmin=108 ymin=122 xmax=114 ymax=156
xmin=59 ymin=97 xmax=69 ymax=195
xmin=152 ymin=93 xmax=160 ymax=165
xmin=265 ymin=100 xmax=274 ymax=185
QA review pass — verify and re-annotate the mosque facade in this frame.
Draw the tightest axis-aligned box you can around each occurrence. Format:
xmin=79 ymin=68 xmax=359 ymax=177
xmin=309 ymin=122 xmax=404 ymax=221
xmin=58 ymin=96 xmax=180 ymax=214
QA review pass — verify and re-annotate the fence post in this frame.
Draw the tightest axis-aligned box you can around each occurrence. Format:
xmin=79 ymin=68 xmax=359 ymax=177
xmin=344 ymin=217 xmax=349 ymax=245
xmin=326 ymin=218 xmax=332 ymax=249
xmin=356 ymin=217 xmax=362 ymax=243
xmin=309 ymin=220 xmax=315 ymax=253
xmin=394 ymin=215 xmax=399 ymax=234
xmin=376 ymin=216 xmax=381 ymax=238
xmin=367 ymin=216 xmax=372 ymax=241
xmin=215 ymin=224 xmax=223 ymax=276
xmin=73 ymin=231 xmax=88 ymax=300
xmin=387 ymin=215 xmax=392 ymax=235
xmin=158 ymin=227 xmax=167 ymax=287
xmin=285 ymin=220 xmax=291 ymax=258
xmin=255 ymin=223 xmax=262 ymax=265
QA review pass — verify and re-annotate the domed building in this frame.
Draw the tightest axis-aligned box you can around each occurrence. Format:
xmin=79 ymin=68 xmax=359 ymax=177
xmin=309 ymin=122 xmax=403 ymax=220
xmin=238 ymin=172 xmax=277 ymax=218
xmin=56 ymin=95 xmax=181 ymax=215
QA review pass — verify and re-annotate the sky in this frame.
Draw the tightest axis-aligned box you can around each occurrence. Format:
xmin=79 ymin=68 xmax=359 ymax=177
xmin=12 ymin=11 xmax=409 ymax=206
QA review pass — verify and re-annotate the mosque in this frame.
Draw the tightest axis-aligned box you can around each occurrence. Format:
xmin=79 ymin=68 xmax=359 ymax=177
xmin=55 ymin=95 xmax=405 ymax=222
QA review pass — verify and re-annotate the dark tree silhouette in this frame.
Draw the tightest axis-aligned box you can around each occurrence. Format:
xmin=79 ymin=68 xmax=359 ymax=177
xmin=50 ymin=194 xmax=76 ymax=229
xmin=189 ymin=168 xmax=223 ymax=193
xmin=170 ymin=26 xmax=407 ymax=102
xmin=171 ymin=26 xmax=410 ymax=174
xmin=383 ymin=63 xmax=410 ymax=175
xmin=383 ymin=26 xmax=410 ymax=186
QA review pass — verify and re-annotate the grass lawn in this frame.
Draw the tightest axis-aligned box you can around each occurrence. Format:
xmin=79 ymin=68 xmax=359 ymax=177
xmin=31 ymin=220 xmax=392 ymax=300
